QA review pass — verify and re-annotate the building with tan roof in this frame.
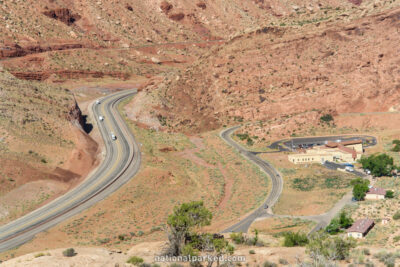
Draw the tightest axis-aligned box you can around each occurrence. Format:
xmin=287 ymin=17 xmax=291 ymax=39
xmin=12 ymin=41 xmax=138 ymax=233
xmin=365 ymin=187 xmax=386 ymax=200
xmin=288 ymin=139 xmax=363 ymax=164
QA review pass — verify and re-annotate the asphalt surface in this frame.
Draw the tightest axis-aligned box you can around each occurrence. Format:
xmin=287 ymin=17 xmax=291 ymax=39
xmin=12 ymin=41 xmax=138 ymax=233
xmin=0 ymin=89 xmax=141 ymax=252
xmin=221 ymin=126 xmax=283 ymax=233
xmin=221 ymin=126 xmax=376 ymax=234
xmin=270 ymin=135 xmax=376 ymax=152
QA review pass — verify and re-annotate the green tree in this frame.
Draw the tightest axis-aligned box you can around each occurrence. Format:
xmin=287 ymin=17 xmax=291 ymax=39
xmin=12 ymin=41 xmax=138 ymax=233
xmin=385 ymin=190 xmax=394 ymax=198
xmin=359 ymin=154 xmax=394 ymax=177
xmin=351 ymin=178 xmax=370 ymax=201
xmin=338 ymin=211 xmax=353 ymax=229
xmin=325 ymin=219 xmax=341 ymax=234
xmin=353 ymin=183 xmax=369 ymax=201
xmin=166 ymin=201 xmax=212 ymax=256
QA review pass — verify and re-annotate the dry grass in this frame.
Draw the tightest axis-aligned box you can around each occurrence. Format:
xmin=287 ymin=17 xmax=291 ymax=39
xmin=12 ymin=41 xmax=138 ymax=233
xmin=259 ymin=153 xmax=353 ymax=216
xmin=1 ymin=95 xmax=270 ymax=258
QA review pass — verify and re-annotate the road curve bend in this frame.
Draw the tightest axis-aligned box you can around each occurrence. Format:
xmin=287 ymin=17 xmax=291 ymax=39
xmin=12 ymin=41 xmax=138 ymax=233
xmin=0 ymin=90 xmax=140 ymax=252
xmin=221 ymin=126 xmax=283 ymax=233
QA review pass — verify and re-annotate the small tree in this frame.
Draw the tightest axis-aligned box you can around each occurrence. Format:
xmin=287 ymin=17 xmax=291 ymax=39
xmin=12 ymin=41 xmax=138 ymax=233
xmin=385 ymin=190 xmax=394 ymax=199
xmin=351 ymin=178 xmax=370 ymax=201
xmin=166 ymin=201 xmax=212 ymax=256
xmin=338 ymin=211 xmax=353 ymax=229
xmin=359 ymin=154 xmax=394 ymax=177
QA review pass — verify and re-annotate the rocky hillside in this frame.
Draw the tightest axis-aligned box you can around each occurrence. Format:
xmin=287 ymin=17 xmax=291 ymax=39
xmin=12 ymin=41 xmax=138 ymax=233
xmin=0 ymin=68 xmax=98 ymax=223
xmin=0 ymin=0 xmax=379 ymax=55
xmin=146 ymin=4 xmax=400 ymax=136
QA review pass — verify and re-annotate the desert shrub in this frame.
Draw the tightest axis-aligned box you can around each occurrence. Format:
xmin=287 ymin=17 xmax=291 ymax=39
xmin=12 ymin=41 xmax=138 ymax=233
xmin=393 ymin=211 xmax=400 ymax=220
xmin=126 ymin=256 xmax=144 ymax=266
xmin=283 ymin=232 xmax=308 ymax=247
xmin=62 ymin=248 xmax=76 ymax=257
xmin=307 ymin=232 xmax=356 ymax=260
xmin=249 ymin=249 xmax=256 ymax=254
xmin=230 ymin=232 xmax=245 ymax=244
xmin=34 ymin=252 xmax=45 ymax=258
xmin=292 ymin=177 xmax=316 ymax=191
xmin=279 ymin=258 xmax=289 ymax=265
xmin=97 ymin=237 xmax=111 ymax=244
xmin=263 ymin=261 xmax=277 ymax=267
xmin=363 ymin=248 xmax=371 ymax=255
xmin=139 ymin=264 xmax=151 ymax=267
xmin=320 ymin=114 xmax=334 ymax=123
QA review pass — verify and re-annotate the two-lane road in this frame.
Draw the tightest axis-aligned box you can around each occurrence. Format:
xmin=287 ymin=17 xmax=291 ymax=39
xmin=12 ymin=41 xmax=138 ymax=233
xmin=221 ymin=126 xmax=283 ymax=233
xmin=0 ymin=90 xmax=140 ymax=252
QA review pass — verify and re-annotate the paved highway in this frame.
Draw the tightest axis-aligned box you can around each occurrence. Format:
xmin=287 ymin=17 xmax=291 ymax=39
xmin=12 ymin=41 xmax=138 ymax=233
xmin=0 ymin=89 xmax=140 ymax=252
xmin=221 ymin=126 xmax=283 ymax=233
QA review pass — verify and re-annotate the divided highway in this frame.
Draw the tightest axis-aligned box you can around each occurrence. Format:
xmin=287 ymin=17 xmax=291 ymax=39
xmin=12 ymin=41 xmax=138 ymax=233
xmin=0 ymin=89 xmax=140 ymax=252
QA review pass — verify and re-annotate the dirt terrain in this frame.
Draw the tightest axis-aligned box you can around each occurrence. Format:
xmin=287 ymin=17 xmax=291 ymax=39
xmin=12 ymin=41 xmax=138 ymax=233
xmin=1 ymin=0 xmax=400 ymax=265
xmin=0 ymin=70 xmax=99 ymax=224
xmin=146 ymin=3 xmax=400 ymax=138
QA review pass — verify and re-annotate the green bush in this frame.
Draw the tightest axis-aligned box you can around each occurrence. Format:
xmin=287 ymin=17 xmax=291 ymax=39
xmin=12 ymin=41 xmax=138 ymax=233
xmin=263 ymin=261 xmax=277 ymax=267
xmin=283 ymin=232 xmax=308 ymax=247
xmin=249 ymin=249 xmax=256 ymax=254
xmin=279 ymin=258 xmax=289 ymax=265
xmin=385 ymin=190 xmax=394 ymax=199
xmin=393 ymin=211 xmax=400 ymax=220
xmin=320 ymin=114 xmax=333 ymax=123
xmin=62 ymin=248 xmax=76 ymax=257
xmin=127 ymin=256 xmax=144 ymax=266
xmin=230 ymin=232 xmax=245 ymax=244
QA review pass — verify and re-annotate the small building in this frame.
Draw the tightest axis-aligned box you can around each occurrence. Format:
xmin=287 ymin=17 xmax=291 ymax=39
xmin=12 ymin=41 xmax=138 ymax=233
xmin=347 ymin=218 xmax=375 ymax=239
xmin=381 ymin=218 xmax=390 ymax=225
xmin=365 ymin=187 xmax=386 ymax=200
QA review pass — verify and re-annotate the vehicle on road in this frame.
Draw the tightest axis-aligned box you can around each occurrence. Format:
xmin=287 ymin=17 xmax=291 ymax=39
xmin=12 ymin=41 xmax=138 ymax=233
xmin=99 ymin=116 xmax=104 ymax=121
xmin=345 ymin=166 xmax=354 ymax=172
xmin=111 ymin=133 xmax=117 ymax=140
xmin=264 ymin=204 xmax=269 ymax=209
xmin=96 ymin=100 xmax=101 ymax=104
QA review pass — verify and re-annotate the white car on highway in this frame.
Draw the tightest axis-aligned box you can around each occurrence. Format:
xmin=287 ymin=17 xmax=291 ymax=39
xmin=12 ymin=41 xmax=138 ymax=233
xmin=96 ymin=100 xmax=101 ymax=104
xmin=99 ymin=116 xmax=104 ymax=121
xmin=111 ymin=133 xmax=117 ymax=140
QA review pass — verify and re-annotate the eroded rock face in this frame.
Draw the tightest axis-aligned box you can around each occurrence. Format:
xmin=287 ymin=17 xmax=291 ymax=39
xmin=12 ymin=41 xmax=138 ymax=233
xmin=42 ymin=8 xmax=81 ymax=25
xmin=153 ymin=8 xmax=400 ymax=134
xmin=0 ymin=43 xmax=84 ymax=59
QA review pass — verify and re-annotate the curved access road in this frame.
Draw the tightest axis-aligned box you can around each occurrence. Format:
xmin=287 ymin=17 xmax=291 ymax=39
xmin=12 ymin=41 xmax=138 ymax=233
xmin=221 ymin=126 xmax=283 ymax=233
xmin=0 ymin=89 xmax=140 ymax=252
